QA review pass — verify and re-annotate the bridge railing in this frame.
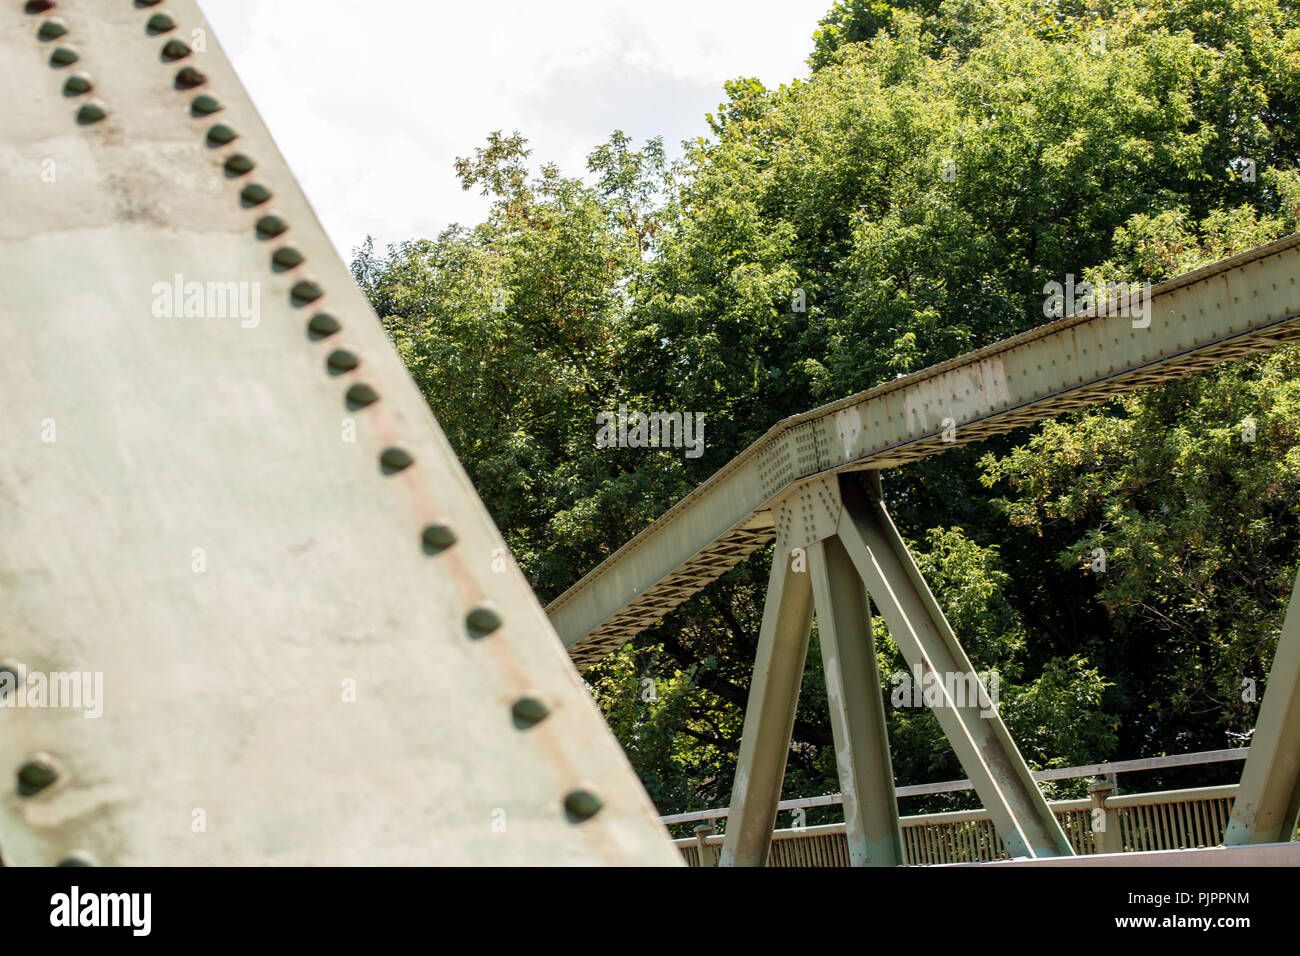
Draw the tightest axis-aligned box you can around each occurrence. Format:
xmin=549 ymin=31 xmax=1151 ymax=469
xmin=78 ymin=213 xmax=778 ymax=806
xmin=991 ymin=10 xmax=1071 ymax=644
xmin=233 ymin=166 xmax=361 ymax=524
xmin=676 ymin=784 xmax=1241 ymax=866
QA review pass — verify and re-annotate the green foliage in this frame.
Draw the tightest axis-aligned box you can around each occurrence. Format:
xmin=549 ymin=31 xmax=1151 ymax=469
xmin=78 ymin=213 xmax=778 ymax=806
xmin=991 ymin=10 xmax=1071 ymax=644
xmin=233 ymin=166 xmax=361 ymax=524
xmin=359 ymin=0 xmax=1300 ymax=818
xmin=981 ymin=201 xmax=1300 ymax=757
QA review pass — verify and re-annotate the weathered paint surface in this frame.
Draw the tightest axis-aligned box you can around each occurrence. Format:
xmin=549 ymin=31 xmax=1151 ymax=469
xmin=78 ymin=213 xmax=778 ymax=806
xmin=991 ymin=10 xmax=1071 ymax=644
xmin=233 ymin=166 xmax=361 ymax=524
xmin=0 ymin=1 xmax=679 ymax=866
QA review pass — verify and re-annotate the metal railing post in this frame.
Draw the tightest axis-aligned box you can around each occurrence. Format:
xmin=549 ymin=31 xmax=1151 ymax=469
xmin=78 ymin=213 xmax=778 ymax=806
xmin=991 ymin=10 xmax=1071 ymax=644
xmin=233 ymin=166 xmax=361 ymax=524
xmin=1088 ymin=779 xmax=1122 ymax=854
xmin=694 ymin=824 xmax=718 ymax=867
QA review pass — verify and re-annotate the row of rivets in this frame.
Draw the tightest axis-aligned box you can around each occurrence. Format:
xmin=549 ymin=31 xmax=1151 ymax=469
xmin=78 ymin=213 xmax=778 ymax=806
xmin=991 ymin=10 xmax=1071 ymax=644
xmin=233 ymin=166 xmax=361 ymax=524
xmin=134 ymin=10 xmax=422 ymax=491
xmin=6 ymin=1 xmax=593 ymax=854
xmin=131 ymin=3 xmax=596 ymax=824
xmin=31 ymin=4 xmax=106 ymax=124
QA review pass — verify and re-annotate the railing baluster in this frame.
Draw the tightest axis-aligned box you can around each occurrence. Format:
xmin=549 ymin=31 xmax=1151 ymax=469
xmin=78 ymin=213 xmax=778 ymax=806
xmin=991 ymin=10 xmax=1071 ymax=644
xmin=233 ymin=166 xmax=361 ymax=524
xmin=684 ymin=784 xmax=1243 ymax=866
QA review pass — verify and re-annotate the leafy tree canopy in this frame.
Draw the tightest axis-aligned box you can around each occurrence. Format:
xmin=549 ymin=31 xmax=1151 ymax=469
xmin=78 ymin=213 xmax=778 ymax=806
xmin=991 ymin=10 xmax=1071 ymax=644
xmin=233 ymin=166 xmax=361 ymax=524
xmin=356 ymin=0 xmax=1300 ymax=828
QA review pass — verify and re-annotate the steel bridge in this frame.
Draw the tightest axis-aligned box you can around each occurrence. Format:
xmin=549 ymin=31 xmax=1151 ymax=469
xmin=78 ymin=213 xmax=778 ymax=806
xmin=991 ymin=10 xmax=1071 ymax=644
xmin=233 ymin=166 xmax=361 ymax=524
xmin=1 ymin=2 xmax=1298 ymax=866
xmin=546 ymin=231 xmax=1300 ymax=865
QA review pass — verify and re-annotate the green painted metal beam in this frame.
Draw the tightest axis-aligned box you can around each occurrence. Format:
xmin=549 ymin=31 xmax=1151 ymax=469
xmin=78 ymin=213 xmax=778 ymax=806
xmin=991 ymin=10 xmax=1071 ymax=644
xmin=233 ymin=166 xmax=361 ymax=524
xmin=833 ymin=479 xmax=1074 ymax=858
xmin=718 ymin=542 xmax=814 ymax=867
xmin=1224 ymin=569 xmax=1300 ymax=845
xmin=808 ymin=533 xmax=904 ymax=866
xmin=551 ymin=236 xmax=1300 ymax=667
xmin=0 ymin=0 xmax=678 ymax=865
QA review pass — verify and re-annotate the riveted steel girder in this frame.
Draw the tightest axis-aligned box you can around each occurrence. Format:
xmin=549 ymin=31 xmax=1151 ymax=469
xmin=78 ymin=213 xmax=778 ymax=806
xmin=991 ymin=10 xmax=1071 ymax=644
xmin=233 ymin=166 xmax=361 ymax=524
xmin=0 ymin=1 xmax=678 ymax=865
xmin=1224 ymin=569 xmax=1300 ymax=845
xmin=718 ymin=527 xmax=814 ymax=867
xmin=552 ymin=237 xmax=1300 ymax=667
xmin=808 ymin=534 xmax=904 ymax=866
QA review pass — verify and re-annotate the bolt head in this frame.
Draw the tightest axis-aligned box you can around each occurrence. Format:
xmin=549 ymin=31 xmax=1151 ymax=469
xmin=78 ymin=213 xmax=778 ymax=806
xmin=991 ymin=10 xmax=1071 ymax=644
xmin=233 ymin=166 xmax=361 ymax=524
xmin=75 ymin=101 xmax=107 ymax=125
xmin=205 ymin=124 xmax=237 ymax=147
xmin=62 ymin=72 xmax=92 ymax=96
xmin=512 ymin=695 xmax=550 ymax=728
xmin=37 ymin=18 xmax=67 ymax=40
xmin=49 ymin=46 xmax=79 ymax=67
xmin=255 ymin=214 xmax=288 ymax=240
xmin=160 ymin=38 xmax=191 ymax=61
xmin=17 ymin=754 xmax=58 ymax=796
xmin=466 ymin=604 xmax=502 ymax=638
xmin=379 ymin=447 xmax=415 ymax=475
xmin=145 ymin=12 xmax=176 ymax=34
xmin=344 ymin=383 xmax=379 ymax=409
xmin=564 ymin=788 xmax=603 ymax=822
xmin=421 ymin=522 xmax=457 ymax=553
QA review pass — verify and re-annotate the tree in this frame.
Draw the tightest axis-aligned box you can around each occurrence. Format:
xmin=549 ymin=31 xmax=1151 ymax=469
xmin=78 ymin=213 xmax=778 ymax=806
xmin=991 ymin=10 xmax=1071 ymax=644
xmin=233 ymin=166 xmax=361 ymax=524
xmin=361 ymin=0 xmax=1300 ymax=820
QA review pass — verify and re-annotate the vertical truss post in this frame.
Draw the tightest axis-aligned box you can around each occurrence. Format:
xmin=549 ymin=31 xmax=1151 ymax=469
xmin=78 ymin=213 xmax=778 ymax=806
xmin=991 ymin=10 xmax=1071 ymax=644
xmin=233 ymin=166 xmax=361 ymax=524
xmin=1224 ymin=569 xmax=1300 ymax=845
xmin=718 ymin=543 xmax=814 ymax=867
xmin=808 ymin=535 xmax=905 ymax=866
xmin=834 ymin=476 xmax=1074 ymax=858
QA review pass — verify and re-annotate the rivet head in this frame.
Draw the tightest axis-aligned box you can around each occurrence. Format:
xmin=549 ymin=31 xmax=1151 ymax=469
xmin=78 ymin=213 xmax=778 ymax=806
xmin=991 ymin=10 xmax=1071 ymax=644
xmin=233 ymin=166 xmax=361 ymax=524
xmin=466 ymin=603 xmax=502 ymax=638
xmin=37 ymin=18 xmax=67 ymax=40
xmin=174 ymin=65 xmax=205 ymax=89
xmin=206 ymin=123 xmax=237 ymax=146
xmin=289 ymin=279 xmax=322 ymax=306
xmin=255 ymin=214 xmax=287 ymax=239
xmin=344 ymin=383 xmax=379 ymax=409
xmin=190 ymin=93 xmax=222 ymax=116
xmin=512 ymin=696 xmax=550 ymax=728
xmin=62 ymin=72 xmax=92 ymax=96
xmin=57 ymin=851 xmax=97 ymax=867
xmin=145 ymin=12 xmax=176 ymax=34
xmin=76 ymin=101 xmax=107 ymax=125
xmin=223 ymin=153 xmax=255 ymax=176
xmin=564 ymin=788 xmax=603 ymax=822
xmin=272 ymin=246 xmax=304 ymax=269
xmin=17 ymin=754 xmax=59 ymax=796
xmin=160 ymin=38 xmax=191 ymax=61
xmin=48 ymin=45 xmax=78 ymax=66
xmin=379 ymin=447 xmax=415 ymax=475
xmin=239 ymin=183 xmax=272 ymax=207
xmin=421 ymin=522 xmax=457 ymax=553
xmin=307 ymin=312 xmax=340 ymax=338
xmin=25 ymin=1 xmax=57 ymax=15
xmin=326 ymin=349 xmax=359 ymax=374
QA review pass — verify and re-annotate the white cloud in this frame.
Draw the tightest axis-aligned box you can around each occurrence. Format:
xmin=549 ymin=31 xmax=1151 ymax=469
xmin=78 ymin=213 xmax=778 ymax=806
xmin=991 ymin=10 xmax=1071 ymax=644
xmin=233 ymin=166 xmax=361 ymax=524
xmin=195 ymin=0 xmax=829 ymax=261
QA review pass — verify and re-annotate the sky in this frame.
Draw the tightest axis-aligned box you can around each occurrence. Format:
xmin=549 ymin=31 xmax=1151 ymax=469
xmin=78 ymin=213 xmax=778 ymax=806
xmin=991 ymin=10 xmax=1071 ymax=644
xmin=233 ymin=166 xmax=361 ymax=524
xmin=194 ymin=0 xmax=832 ymax=261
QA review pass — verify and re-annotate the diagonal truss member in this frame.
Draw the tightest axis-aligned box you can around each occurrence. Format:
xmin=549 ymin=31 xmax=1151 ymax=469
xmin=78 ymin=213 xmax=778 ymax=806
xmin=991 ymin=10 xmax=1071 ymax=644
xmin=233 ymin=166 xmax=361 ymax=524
xmin=1224 ymin=569 xmax=1300 ymax=845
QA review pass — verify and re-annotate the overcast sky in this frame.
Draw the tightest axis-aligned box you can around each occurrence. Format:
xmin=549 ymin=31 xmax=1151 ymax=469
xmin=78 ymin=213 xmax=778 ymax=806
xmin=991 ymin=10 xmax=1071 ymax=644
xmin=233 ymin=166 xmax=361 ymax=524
xmin=194 ymin=0 xmax=831 ymax=261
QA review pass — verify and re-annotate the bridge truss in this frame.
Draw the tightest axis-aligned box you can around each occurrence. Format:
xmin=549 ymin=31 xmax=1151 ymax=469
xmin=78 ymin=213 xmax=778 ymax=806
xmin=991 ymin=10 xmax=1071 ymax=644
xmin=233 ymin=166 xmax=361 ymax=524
xmin=548 ymin=235 xmax=1300 ymax=864
xmin=3 ymin=1 xmax=1296 ymax=868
